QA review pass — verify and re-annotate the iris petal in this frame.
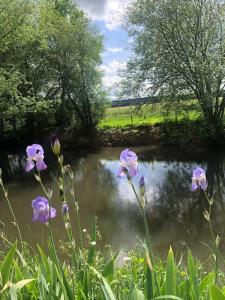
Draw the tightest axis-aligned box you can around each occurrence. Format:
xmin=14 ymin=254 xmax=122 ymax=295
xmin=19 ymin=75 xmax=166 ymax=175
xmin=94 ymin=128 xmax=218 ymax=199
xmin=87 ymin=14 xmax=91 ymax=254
xmin=32 ymin=196 xmax=56 ymax=223
xmin=36 ymin=157 xmax=47 ymax=171
xmin=191 ymin=180 xmax=198 ymax=191
xmin=25 ymin=159 xmax=35 ymax=172
xmin=118 ymin=149 xmax=138 ymax=179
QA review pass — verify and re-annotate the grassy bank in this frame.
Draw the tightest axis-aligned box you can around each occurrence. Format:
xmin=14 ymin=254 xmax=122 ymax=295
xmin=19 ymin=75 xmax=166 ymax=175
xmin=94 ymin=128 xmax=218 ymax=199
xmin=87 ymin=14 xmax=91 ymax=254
xmin=99 ymin=103 xmax=200 ymax=129
xmin=0 ymin=239 xmax=224 ymax=299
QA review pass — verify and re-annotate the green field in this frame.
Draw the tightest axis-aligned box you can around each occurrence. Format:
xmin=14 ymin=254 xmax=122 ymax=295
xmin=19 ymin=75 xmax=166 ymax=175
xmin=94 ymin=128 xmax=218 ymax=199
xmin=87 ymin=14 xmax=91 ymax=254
xmin=99 ymin=103 xmax=200 ymax=128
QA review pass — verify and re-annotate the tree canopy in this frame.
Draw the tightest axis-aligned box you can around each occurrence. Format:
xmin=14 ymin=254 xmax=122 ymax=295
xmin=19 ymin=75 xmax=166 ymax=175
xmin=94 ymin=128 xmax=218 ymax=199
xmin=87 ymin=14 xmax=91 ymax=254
xmin=0 ymin=0 xmax=106 ymax=141
xmin=124 ymin=0 xmax=225 ymax=132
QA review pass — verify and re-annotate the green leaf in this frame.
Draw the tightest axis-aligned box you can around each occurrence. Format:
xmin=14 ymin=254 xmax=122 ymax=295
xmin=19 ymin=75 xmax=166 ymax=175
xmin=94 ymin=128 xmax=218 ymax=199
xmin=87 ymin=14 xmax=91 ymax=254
xmin=210 ymin=285 xmax=225 ymax=300
xmin=152 ymin=296 xmax=183 ymax=300
xmin=146 ymin=255 xmax=153 ymax=299
xmin=54 ymin=263 xmax=74 ymax=300
xmin=128 ymin=283 xmax=145 ymax=300
xmin=10 ymin=286 xmax=18 ymax=300
xmin=165 ymin=247 xmax=176 ymax=296
xmin=13 ymin=260 xmax=23 ymax=282
xmin=0 ymin=243 xmax=17 ymax=286
xmin=100 ymin=276 xmax=117 ymax=300
xmin=87 ymin=217 xmax=96 ymax=265
xmin=188 ymin=252 xmax=199 ymax=299
xmin=90 ymin=265 xmax=116 ymax=300
xmin=78 ymin=288 xmax=88 ymax=300
xmin=13 ymin=278 xmax=36 ymax=290
xmin=37 ymin=245 xmax=50 ymax=275
xmin=179 ymin=280 xmax=190 ymax=300
xmin=102 ymin=253 xmax=118 ymax=282
xmin=199 ymin=272 xmax=214 ymax=295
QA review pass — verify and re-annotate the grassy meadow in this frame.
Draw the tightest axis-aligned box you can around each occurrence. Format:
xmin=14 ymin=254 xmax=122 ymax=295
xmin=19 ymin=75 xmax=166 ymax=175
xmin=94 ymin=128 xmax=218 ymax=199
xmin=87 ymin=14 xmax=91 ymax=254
xmin=99 ymin=102 xmax=201 ymax=129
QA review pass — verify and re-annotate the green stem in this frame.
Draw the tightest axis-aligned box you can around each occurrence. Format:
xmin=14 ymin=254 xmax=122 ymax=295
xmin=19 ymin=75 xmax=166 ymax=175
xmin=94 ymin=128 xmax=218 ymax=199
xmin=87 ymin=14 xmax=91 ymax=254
xmin=203 ymin=191 xmax=225 ymax=281
xmin=130 ymin=183 xmax=153 ymax=258
xmin=57 ymin=157 xmax=78 ymax=269
xmin=37 ymin=172 xmax=61 ymax=271
xmin=38 ymin=171 xmax=49 ymax=198
xmin=48 ymin=224 xmax=60 ymax=270
xmin=0 ymin=181 xmax=23 ymax=250
xmin=73 ymin=198 xmax=84 ymax=249
xmin=67 ymin=226 xmax=77 ymax=268
xmin=130 ymin=181 xmax=160 ymax=295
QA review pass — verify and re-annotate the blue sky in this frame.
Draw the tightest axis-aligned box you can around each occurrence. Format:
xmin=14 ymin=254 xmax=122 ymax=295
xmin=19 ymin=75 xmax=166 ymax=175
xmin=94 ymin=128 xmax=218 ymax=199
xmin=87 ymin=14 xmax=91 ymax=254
xmin=76 ymin=0 xmax=132 ymax=100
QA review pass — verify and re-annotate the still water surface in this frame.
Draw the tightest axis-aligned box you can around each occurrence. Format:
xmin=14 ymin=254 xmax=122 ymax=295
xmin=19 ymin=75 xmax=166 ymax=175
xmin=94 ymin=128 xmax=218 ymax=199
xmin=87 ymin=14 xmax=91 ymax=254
xmin=0 ymin=146 xmax=225 ymax=256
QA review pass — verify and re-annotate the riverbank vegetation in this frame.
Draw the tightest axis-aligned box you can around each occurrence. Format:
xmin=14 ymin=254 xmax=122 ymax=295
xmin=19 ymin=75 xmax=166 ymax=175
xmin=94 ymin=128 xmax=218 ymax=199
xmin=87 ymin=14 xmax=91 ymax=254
xmin=123 ymin=0 xmax=225 ymax=135
xmin=99 ymin=101 xmax=201 ymax=129
xmin=0 ymin=141 xmax=225 ymax=299
xmin=0 ymin=0 xmax=107 ymax=144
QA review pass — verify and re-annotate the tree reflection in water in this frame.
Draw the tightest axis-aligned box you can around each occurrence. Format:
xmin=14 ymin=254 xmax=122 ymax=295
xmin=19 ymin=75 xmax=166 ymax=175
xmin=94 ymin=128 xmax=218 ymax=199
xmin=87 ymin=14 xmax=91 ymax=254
xmin=1 ymin=146 xmax=225 ymax=255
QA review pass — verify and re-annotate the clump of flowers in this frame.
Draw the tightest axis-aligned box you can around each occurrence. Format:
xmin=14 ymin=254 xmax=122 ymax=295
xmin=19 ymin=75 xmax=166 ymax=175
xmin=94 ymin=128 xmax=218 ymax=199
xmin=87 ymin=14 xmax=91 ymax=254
xmin=32 ymin=196 xmax=56 ymax=223
xmin=117 ymin=149 xmax=138 ymax=179
xmin=25 ymin=144 xmax=47 ymax=172
xmin=191 ymin=167 xmax=207 ymax=191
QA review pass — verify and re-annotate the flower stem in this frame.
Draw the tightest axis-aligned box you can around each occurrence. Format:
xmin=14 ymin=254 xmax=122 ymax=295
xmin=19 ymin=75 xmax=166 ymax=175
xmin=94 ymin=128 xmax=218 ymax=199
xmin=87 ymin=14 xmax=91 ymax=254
xmin=71 ymin=194 xmax=84 ymax=249
xmin=57 ymin=156 xmax=78 ymax=269
xmin=0 ymin=179 xmax=23 ymax=250
xmin=203 ymin=191 xmax=225 ymax=281
xmin=37 ymin=171 xmax=49 ymax=198
xmin=130 ymin=181 xmax=160 ymax=295
xmin=48 ymin=223 xmax=60 ymax=269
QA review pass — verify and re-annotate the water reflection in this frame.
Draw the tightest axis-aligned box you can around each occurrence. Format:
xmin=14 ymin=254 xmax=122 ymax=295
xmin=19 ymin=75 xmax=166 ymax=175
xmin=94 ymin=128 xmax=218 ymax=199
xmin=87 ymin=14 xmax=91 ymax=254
xmin=0 ymin=146 xmax=225 ymax=256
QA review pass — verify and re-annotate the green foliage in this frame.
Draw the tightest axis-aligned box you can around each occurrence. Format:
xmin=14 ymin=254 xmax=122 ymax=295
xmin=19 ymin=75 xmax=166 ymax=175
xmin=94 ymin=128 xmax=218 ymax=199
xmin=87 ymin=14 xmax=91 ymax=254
xmin=210 ymin=285 xmax=225 ymax=300
xmin=99 ymin=104 xmax=200 ymax=128
xmin=165 ymin=248 xmax=176 ymax=296
xmin=0 ymin=0 xmax=106 ymax=139
xmin=124 ymin=0 xmax=225 ymax=131
xmin=0 ymin=242 xmax=16 ymax=286
xmin=0 ymin=242 xmax=223 ymax=299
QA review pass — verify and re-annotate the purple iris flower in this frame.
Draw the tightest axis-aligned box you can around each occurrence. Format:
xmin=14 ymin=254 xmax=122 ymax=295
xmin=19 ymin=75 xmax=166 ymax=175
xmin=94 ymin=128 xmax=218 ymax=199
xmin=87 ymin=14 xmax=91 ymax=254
xmin=25 ymin=144 xmax=47 ymax=172
xmin=118 ymin=149 xmax=138 ymax=178
xmin=32 ymin=196 xmax=56 ymax=223
xmin=191 ymin=167 xmax=207 ymax=191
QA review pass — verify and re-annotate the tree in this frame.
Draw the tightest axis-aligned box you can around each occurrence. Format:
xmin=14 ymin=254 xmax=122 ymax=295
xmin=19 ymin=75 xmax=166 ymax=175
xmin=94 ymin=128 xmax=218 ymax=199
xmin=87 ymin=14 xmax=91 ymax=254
xmin=48 ymin=0 xmax=106 ymax=131
xmin=0 ymin=0 xmax=32 ymax=138
xmin=0 ymin=0 xmax=106 ymax=140
xmin=124 ymin=0 xmax=225 ymax=133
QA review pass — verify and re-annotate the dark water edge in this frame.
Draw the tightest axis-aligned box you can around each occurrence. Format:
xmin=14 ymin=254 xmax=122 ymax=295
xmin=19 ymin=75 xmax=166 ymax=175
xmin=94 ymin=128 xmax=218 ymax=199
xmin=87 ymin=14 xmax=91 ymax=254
xmin=1 ymin=141 xmax=225 ymax=259
xmin=2 ymin=119 xmax=225 ymax=153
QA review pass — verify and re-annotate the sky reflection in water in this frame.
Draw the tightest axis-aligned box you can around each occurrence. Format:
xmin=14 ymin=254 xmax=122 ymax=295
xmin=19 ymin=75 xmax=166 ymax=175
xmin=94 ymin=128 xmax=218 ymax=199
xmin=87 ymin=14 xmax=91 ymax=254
xmin=0 ymin=146 xmax=224 ymax=257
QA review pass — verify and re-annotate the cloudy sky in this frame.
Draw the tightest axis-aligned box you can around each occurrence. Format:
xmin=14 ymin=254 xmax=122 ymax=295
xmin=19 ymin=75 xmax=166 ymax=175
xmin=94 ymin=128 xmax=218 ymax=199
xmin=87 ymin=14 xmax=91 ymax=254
xmin=76 ymin=0 xmax=132 ymax=100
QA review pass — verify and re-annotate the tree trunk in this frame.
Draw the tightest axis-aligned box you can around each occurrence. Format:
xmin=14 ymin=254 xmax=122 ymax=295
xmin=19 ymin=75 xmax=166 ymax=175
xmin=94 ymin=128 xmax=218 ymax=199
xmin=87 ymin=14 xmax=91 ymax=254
xmin=198 ymin=94 xmax=224 ymax=136
xmin=0 ymin=118 xmax=4 ymax=140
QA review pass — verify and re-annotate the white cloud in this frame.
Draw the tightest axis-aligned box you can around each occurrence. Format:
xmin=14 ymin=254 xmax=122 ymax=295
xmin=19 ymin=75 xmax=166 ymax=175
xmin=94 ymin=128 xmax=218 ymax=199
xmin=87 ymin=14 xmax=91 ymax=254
xmin=107 ymin=47 xmax=123 ymax=53
xmin=76 ymin=0 xmax=130 ymax=31
xmin=100 ymin=59 xmax=126 ymax=90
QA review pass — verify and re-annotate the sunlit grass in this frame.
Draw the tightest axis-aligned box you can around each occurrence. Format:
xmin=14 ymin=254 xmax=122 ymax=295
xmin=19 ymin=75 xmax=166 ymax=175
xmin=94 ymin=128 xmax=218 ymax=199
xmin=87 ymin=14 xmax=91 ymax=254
xmin=99 ymin=104 xmax=201 ymax=128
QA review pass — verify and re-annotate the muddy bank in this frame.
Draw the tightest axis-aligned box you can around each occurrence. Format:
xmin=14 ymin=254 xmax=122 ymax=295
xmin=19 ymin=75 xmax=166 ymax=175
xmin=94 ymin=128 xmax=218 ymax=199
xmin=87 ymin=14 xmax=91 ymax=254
xmin=97 ymin=121 xmax=225 ymax=153
xmin=1 ymin=121 xmax=225 ymax=157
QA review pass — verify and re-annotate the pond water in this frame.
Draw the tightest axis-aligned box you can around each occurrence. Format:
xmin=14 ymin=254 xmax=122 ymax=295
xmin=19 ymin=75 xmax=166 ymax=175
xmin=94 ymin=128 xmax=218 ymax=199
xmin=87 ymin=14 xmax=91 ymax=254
xmin=0 ymin=146 xmax=225 ymax=257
